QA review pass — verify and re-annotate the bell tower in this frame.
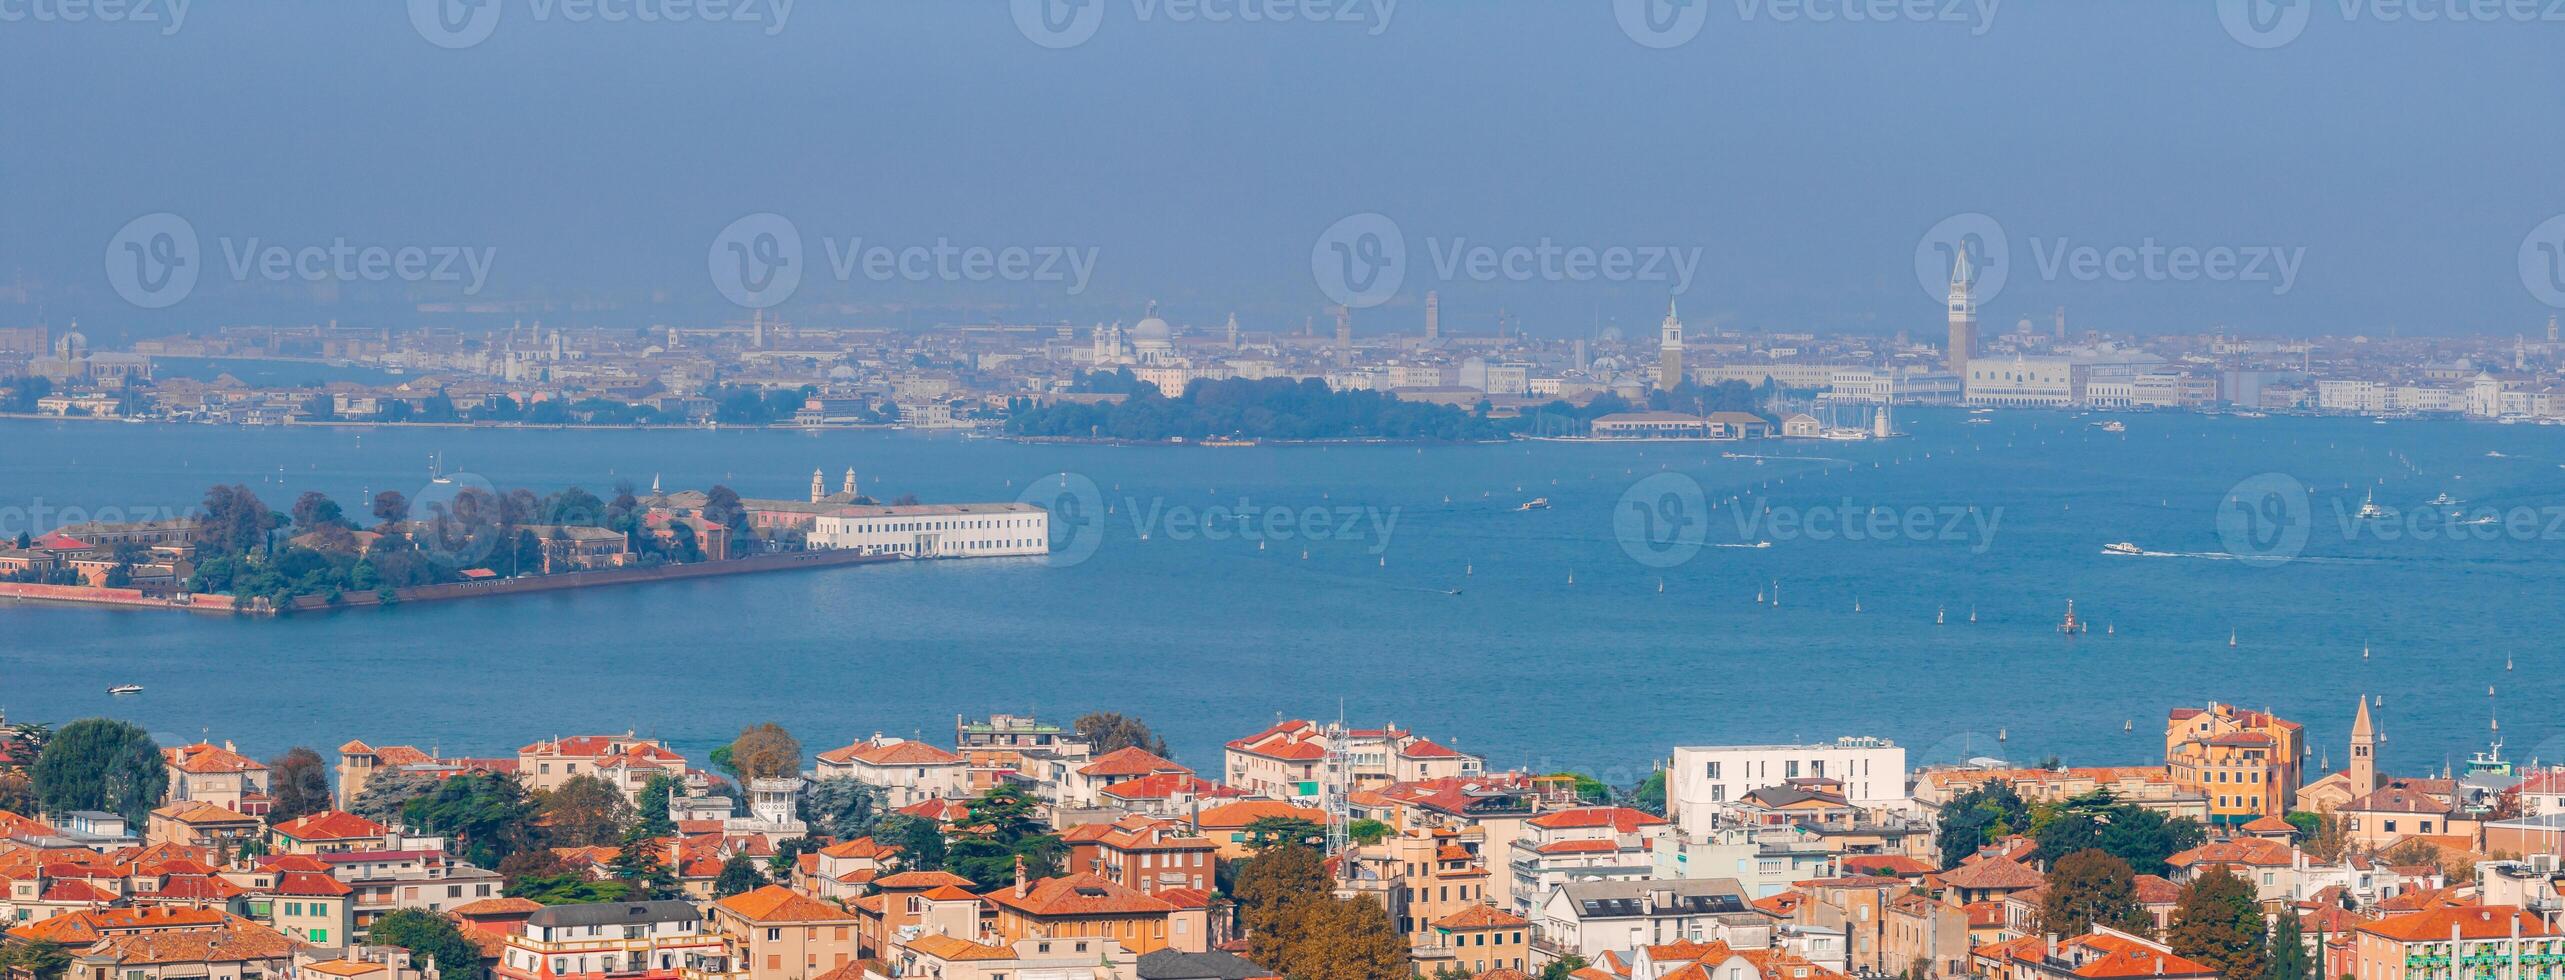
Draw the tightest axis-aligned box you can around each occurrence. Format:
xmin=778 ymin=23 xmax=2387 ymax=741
xmin=1947 ymin=249 xmax=1978 ymax=374
xmin=2349 ymin=696 xmax=2377 ymax=795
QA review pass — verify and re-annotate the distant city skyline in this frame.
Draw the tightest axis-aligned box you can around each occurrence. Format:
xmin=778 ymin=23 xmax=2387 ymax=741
xmin=4 ymin=4 xmax=2563 ymax=339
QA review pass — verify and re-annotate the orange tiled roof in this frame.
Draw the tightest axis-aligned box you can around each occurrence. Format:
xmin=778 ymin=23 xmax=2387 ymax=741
xmin=1939 ymin=855 xmax=2045 ymax=890
xmin=450 ymin=897 xmax=544 ymax=916
xmin=875 ymin=870 xmax=978 ymax=890
xmin=2361 ymin=905 xmax=2553 ymax=942
xmin=151 ymin=801 xmax=257 ymax=825
xmin=1433 ymin=904 xmax=1528 ymax=930
xmin=166 ymin=742 xmax=264 ymax=775
xmin=817 ymin=739 xmax=962 ymax=767
xmin=984 ymin=873 xmax=1176 ymax=918
xmin=1078 ymin=746 xmax=1190 ymax=778
xmin=905 ymin=933 xmax=1016 ymax=961
xmin=715 ymin=884 xmax=858 ymax=923
xmin=88 ymin=922 xmax=298 ymax=964
xmin=272 ymin=810 xmax=388 ymax=841
xmin=1526 ymin=806 xmax=1667 ymax=833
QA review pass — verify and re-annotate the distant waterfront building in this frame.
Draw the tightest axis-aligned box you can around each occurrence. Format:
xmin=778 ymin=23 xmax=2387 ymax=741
xmin=1588 ymin=411 xmax=1771 ymax=440
xmin=1964 ymin=355 xmax=2081 ymax=407
xmin=2164 ymin=702 xmax=2304 ymax=825
xmin=1947 ymin=249 xmax=1977 ymax=374
xmin=806 ymin=502 xmax=1049 ymax=558
xmin=1669 ymin=738 xmax=1907 ymax=836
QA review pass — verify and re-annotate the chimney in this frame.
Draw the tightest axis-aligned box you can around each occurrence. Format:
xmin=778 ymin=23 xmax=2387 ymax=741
xmin=1013 ymin=855 xmax=1029 ymax=899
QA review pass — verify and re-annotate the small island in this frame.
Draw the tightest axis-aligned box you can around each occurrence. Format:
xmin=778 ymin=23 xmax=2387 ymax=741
xmin=0 ymin=470 xmax=1046 ymax=616
xmin=1003 ymin=371 xmax=1773 ymax=444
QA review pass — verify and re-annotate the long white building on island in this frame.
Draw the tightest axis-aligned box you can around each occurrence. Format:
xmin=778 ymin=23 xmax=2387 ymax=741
xmin=808 ymin=502 xmax=1050 ymax=557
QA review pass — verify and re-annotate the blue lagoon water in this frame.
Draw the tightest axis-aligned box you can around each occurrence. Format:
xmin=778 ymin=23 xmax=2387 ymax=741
xmin=0 ymin=411 xmax=2558 ymax=783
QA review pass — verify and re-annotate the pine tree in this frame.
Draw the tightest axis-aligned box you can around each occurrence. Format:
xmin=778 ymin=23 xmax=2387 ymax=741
xmin=1280 ymin=895 xmax=1407 ymax=980
xmin=2168 ymin=868 xmax=2269 ymax=980
xmin=2042 ymin=849 xmax=2156 ymax=937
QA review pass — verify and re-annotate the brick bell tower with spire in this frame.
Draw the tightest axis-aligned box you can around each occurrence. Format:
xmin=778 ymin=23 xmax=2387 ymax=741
xmin=2349 ymin=695 xmax=2377 ymax=796
xmin=1658 ymin=299 xmax=1684 ymax=391
xmin=1947 ymin=248 xmax=1978 ymax=375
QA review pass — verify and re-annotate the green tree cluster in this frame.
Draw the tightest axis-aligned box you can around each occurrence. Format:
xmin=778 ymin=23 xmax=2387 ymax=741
xmin=31 ymin=718 xmax=167 ymax=824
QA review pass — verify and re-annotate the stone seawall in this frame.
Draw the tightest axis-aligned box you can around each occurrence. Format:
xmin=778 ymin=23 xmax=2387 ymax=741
xmin=0 ymin=582 xmax=238 ymax=612
xmin=284 ymin=548 xmax=902 ymax=613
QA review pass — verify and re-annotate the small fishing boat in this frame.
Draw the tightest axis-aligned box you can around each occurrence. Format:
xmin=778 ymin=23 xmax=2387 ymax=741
xmin=2102 ymin=542 xmax=2143 ymax=556
xmin=1517 ymin=498 xmax=1551 ymax=511
xmin=108 ymin=684 xmax=143 ymax=696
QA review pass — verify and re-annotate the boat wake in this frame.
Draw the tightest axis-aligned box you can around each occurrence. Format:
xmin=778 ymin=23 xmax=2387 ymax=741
xmin=2113 ymin=548 xmax=2380 ymax=565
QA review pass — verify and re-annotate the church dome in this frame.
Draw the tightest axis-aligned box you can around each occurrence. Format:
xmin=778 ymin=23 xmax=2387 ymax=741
xmin=1132 ymin=316 xmax=1172 ymax=342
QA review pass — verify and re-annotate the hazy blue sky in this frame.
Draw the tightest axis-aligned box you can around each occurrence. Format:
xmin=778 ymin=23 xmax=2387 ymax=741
xmin=4 ymin=1 xmax=2562 ymax=339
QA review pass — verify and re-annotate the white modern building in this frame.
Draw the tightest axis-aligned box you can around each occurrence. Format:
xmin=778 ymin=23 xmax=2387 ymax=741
xmin=807 ymin=502 xmax=1049 ymax=557
xmin=1668 ymin=737 xmax=1907 ymax=835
